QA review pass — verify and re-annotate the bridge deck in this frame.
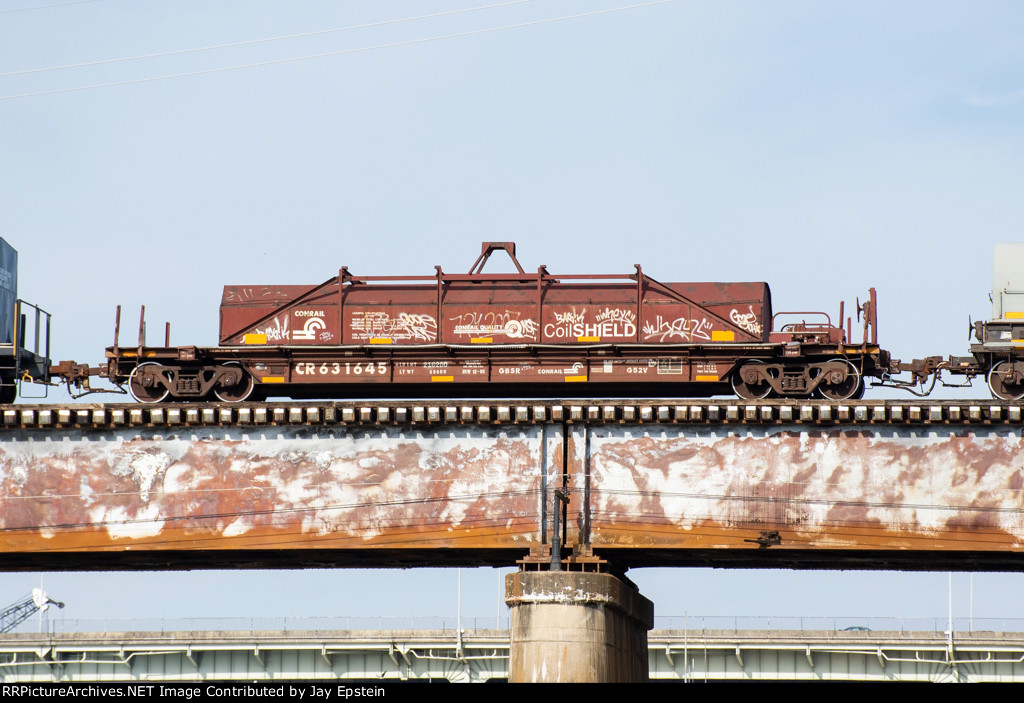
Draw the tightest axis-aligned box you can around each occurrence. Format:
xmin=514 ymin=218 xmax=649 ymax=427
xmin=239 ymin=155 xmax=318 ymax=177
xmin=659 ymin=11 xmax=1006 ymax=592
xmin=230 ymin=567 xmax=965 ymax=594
xmin=1 ymin=399 xmax=1023 ymax=570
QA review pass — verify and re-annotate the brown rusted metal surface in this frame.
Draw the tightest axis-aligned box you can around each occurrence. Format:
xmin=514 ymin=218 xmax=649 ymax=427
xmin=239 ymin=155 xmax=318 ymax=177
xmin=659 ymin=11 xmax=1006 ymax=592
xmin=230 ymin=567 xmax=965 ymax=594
xmin=571 ymin=425 xmax=1024 ymax=557
xmin=0 ymin=425 xmax=559 ymax=563
xmin=219 ymin=269 xmax=769 ymax=346
xmin=4 ymin=400 xmax=1024 ymax=570
xmin=210 ymin=276 xmax=775 ymax=393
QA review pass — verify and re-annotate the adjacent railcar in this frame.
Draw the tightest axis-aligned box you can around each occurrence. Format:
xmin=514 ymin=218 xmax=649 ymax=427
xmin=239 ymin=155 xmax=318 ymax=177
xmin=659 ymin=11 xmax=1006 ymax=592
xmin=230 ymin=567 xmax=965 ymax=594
xmin=918 ymin=243 xmax=1024 ymax=400
xmin=0 ymin=238 xmax=51 ymax=403
xmin=68 ymin=242 xmax=888 ymax=403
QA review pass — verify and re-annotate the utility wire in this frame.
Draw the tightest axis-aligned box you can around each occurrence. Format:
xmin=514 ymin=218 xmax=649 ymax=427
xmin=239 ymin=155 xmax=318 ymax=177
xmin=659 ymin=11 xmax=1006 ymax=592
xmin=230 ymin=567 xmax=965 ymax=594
xmin=1 ymin=473 xmax=534 ymax=501
xmin=0 ymin=488 xmax=543 ymax=533
xmin=0 ymin=0 xmax=538 ymax=77
xmin=0 ymin=0 xmax=678 ymax=101
xmin=0 ymin=0 xmax=102 ymax=14
xmin=3 ymin=481 xmax=1012 ymax=533
xmin=591 ymin=487 xmax=1024 ymax=516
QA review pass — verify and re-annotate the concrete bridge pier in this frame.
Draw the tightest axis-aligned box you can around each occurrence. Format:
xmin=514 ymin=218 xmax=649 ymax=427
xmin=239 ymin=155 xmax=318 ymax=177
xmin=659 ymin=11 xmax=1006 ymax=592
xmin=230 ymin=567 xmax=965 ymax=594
xmin=505 ymin=571 xmax=654 ymax=683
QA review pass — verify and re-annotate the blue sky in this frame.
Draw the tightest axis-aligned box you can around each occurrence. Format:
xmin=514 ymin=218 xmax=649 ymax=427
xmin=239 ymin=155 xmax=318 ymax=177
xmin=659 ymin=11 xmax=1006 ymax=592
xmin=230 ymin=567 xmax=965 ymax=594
xmin=3 ymin=0 xmax=1024 ymax=624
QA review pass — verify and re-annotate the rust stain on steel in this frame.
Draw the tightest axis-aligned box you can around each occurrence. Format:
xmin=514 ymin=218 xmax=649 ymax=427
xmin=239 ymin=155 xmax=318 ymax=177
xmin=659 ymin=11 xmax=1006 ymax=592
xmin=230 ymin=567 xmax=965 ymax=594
xmin=0 ymin=427 xmax=546 ymax=553
xmin=6 ymin=419 xmax=1024 ymax=560
xmin=583 ymin=427 xmax=1024 ymax=552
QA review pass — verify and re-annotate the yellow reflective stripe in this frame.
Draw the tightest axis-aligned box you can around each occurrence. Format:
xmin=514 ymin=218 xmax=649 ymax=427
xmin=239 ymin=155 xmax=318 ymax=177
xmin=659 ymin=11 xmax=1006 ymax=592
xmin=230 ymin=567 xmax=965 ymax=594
xmin=695 ymin=374 xmax=719 ymax=382
xmin=244 ymin=333 xmax=267 ymax=344
xmin=577 ymin=336 xmax=600 ymax=342
xmin=470 ymin=337 xmax=493 ymax=343
xmin=261 ymin=376 xmax=285 ymax=383
xmin=431 ymin=376 xmax=454 ymax=382
xmin=369 ymin=338 xmax=392 ymax=344
xmin=565 ymin=375 xmax=588 ymax=382
xmin=711 ymin=330 xmax=735 ymax=341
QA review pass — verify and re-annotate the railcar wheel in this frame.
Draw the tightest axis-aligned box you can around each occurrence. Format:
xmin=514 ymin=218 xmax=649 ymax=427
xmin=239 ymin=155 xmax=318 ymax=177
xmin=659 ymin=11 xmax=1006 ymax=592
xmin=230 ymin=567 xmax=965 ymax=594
xmin=213 ymin=362 xmax=254 ymax=403
xmin=846 ymin=379 xmax=866 ymax=400
xmin=817 ymin=359 xmax=863 ymax=401
xmin=128 ymin=362 xmax=171 ymax=403
xmin=731 ymin=361 xmax=773 ymax=399
xmin=987 ymin=361 xmax=1024 ymax=401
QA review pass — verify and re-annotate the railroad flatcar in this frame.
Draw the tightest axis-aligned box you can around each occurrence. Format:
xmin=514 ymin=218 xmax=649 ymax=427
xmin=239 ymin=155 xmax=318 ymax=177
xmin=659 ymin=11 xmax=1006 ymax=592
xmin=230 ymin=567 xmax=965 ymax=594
xmin=55 ymin=242 xmax=890 ymax=403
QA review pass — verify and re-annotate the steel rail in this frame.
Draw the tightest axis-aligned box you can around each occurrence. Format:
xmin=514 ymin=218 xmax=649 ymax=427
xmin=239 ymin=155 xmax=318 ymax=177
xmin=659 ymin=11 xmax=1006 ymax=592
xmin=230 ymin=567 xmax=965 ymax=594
xmin=0 ymin=398 xmax=1020 ymax=430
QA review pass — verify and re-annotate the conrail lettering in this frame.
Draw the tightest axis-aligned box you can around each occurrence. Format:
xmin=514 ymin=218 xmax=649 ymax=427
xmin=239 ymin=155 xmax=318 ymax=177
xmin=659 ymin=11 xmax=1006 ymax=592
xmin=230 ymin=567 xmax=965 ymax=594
xmin=294 ymin=310 xmax=325 ymax=317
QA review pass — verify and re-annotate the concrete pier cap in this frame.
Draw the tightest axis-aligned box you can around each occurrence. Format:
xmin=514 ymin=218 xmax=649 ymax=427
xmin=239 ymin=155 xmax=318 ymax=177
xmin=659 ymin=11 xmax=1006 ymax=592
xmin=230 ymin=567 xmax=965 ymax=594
xmin=505 ymin=570 xmax=654 ymax=683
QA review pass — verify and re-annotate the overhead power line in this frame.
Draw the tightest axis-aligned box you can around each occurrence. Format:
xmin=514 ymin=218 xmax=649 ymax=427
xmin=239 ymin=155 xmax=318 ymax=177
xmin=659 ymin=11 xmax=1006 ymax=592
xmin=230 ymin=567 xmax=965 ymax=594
xmin=0 ymin=0 xmax=538 ymax=77
xmin=0 ymin=487 xmax=543 ymax=535
xmin=0 ymin=0 xmax=102 ymax=14
xmin=0 ymin=0 xmax=678 ymax=101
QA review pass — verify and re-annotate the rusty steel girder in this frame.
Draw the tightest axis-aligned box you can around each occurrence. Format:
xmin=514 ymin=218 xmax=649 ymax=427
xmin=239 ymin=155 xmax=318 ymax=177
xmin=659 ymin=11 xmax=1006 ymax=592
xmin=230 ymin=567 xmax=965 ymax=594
xmin=572 ymin=425 xmax=1024 ymax=563
xmin=0 ymin=424 xmax=560 ymax=568
xmin=2 ymin=401 xmax=1024 ymax=571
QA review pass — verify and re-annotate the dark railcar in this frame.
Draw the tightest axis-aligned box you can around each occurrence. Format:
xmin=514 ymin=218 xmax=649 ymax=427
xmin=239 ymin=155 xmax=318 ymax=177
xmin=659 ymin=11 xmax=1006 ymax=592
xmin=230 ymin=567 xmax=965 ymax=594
xmin=0 ymin=238 xmax=51 ymax=402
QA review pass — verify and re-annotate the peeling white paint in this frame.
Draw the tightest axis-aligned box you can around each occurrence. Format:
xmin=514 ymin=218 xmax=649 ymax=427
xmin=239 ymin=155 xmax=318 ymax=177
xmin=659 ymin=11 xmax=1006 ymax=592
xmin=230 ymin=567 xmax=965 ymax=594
xmin=588 ymin=425 xmax=1024 ymax=543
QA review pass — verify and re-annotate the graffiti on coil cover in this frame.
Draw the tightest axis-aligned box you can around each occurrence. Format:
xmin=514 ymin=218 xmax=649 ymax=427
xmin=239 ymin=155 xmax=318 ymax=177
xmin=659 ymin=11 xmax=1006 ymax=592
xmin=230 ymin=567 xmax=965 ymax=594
xmin=254 ymin=315 xmax=289 ymax=342
xmin=641 ymin=315 xmax=713 ymax=342
xmin=449 ymin=310 xmax=539 ymax=339
xmin=350 ymin=311 xmax=437 ymax=342
xmin=729 ymin=306 xmax=762 ymax=336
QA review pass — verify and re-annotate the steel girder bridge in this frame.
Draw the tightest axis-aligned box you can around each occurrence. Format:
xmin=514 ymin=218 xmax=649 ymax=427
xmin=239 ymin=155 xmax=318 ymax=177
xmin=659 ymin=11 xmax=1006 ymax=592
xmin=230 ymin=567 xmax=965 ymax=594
xmin=0 ymin=398 xmax=1023 ymax=572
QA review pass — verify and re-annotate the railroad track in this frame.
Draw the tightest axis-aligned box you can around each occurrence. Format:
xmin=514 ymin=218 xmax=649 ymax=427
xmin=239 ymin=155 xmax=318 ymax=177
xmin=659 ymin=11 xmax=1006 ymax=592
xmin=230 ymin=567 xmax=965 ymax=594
xmin=1 ymin=398 xmax=1021 ymax=428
